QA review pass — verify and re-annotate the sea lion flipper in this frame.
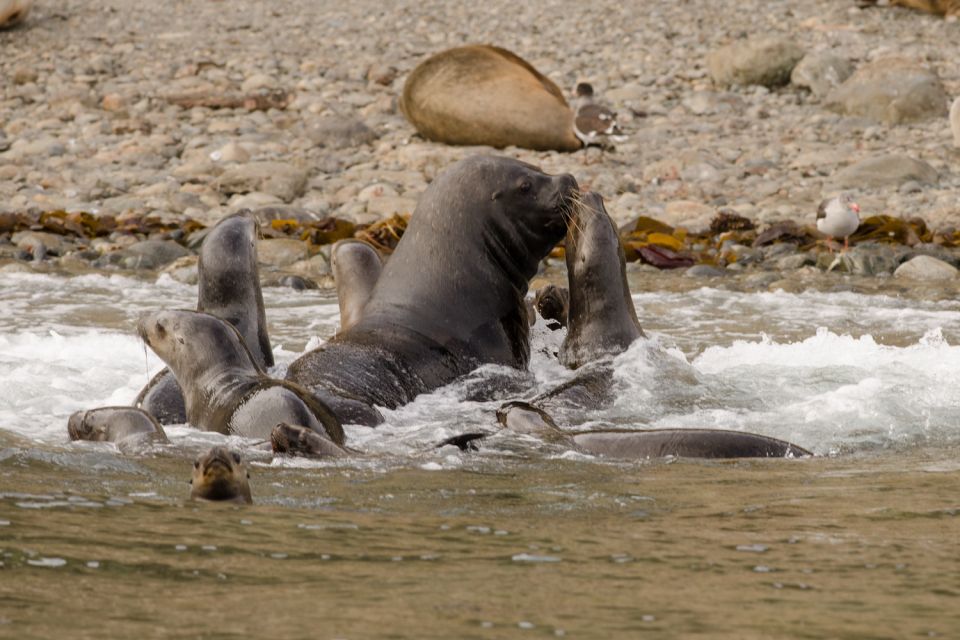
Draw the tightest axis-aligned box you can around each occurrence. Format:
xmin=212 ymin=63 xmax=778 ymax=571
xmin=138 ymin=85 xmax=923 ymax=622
xmin=271 ymin=423 xmax=349 ymax=458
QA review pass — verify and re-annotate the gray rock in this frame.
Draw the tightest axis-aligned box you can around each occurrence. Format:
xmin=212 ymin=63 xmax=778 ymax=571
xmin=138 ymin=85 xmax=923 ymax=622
xmin=790 ymin=53 xmax=853 ymax=98
xmin=828 ymin=244 xmax=904 ymax=276
xmin=824 ymin=57 xmax=949 ymax=125
xmin=256 ymin=238 xmax=309 ymax=268
xmin=776 ymin=253 xmax=813 ymax=270
xmin=12 ymin=231 xmax=71 ymax=255
xmin=306 ymin=116 xmax=377 ymax=149
xmin=112 ymin=240 xmax=192 ymax=270
xmin=684 ymin=264 xmax=727 ymax=278
xmin=831 ymin=155 xmax=939 ymax=189
xmin=219 ymin=162 xmax=308 ymax=203
xmin=951 ymin=96 xmax=960 ymax=148
xmin=707 ymin=37 xmax=805 ymax=88
xmin=161 ymin=255 xmax=200 ymax=285
xmin=894 ymin=255 xmax=958 ymax=280
xmin=365 ymin=196 xmax=416 ymax=218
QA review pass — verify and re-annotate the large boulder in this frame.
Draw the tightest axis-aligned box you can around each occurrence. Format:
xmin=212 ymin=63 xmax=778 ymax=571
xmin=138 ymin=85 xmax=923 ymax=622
xmin=824 ymin=57 xmax=949 ymax=124
xmin=707 ymin=36 xmax=805 ymax=88
xmin=219 ymin=162 xmax=308 ymax=203
xmin=831 ymin=155 xmax=939 ymax=190
xmin=791 ymin=53 xmax=854 ymax=98
xmin=400 ymin=45 xmax=581 ymax=152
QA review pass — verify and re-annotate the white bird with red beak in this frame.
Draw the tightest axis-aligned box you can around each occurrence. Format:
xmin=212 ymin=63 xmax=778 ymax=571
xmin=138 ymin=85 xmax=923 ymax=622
xmin=816 ymin=194 xmax=861 ymax=251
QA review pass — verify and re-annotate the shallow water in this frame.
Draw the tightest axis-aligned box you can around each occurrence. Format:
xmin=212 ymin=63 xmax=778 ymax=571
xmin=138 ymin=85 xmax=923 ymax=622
xmin=1 ymin=267 xmax=959 ymax=638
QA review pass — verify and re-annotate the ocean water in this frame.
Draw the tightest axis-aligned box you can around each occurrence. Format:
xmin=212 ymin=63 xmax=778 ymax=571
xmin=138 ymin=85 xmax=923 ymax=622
xmin=1 ymin=268 xmax=958 ymax=638
xmin=2 ymin=270 xmax=959 ymax=456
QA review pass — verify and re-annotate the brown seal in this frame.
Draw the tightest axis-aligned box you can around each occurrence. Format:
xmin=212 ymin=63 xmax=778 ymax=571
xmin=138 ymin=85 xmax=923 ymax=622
xmin=190 ymin=446 xmax=252 ymax=504
xmin=138 ymin=309 xmax=344 ymax=445
xmin=860 ymin=0 xmax=959 ymax=17
xmin=136 ymin=212 xmax=273 ymax=424
xmin=400 ymin=45 xmax=582 ymax=152
xmin=67 ymin=406 xmax=169 ymax=454
xmin=286 ymin=156 xmax=578 ymax=416
xmin=332 ymin=239 xmax=382 ymax=332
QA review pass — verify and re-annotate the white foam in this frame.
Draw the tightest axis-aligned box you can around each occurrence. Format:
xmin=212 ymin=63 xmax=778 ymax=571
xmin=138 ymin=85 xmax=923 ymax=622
xmin=2 ymin=276 xmax=960 ymax=458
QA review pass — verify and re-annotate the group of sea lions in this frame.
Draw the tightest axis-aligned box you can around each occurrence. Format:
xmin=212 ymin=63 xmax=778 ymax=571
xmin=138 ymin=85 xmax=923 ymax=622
xmin=68 ymin=155 xmax=810 ymax=503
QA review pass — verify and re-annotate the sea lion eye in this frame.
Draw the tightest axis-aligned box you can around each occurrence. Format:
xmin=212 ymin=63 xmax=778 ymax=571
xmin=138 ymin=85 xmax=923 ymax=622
xmin=232 ymin=452 xmax=241 ymax=464
xmin=194 ymin=461 xmax=200 ymax=469
xmin=518 ymin=181 xmax=532 ymax=193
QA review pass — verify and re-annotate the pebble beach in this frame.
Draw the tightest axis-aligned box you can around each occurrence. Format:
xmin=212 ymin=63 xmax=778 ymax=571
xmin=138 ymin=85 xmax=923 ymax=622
xmin=1 ymin=0 xmax=959 ymax=282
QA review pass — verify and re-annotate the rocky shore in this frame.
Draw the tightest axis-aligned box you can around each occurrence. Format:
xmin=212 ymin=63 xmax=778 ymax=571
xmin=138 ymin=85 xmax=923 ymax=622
xmin=2 ymin=0 xmax=959 ymax=287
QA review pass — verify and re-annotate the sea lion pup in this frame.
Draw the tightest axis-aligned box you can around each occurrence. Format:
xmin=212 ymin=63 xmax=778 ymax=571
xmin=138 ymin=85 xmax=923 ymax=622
xmin=138 ymin=309 xmax=344 ymax=446
xmin=286 ymin=155 xmax=578 ymax=416
xmin=400 ymin=45 xmax=582 ymax=152
xmin=494 ymin=402 xmax=812 ymax=459
xmin=560 ymin=191 xmax=644 ymax=369
xmin=135 ymin=212 xmax=274 ymax=424
xmin=332 ymin=239 xmax=382 ymax=332
xmin=67 ymin=407 xmax=169 ymax=454
xmin=190 ymin=446 xmax=252 ymax=504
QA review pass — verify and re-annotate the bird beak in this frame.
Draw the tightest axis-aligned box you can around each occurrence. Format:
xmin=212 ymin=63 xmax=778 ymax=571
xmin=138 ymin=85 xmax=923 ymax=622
xmin=850 ymin=202 xmax=861 ymax=214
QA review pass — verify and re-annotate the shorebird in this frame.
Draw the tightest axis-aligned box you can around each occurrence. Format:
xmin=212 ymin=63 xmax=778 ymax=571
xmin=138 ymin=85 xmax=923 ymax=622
xmin=816 ymin=194 xmax=861 ymax=251
xmin=572 ymin=82 xmax=626 ymax=148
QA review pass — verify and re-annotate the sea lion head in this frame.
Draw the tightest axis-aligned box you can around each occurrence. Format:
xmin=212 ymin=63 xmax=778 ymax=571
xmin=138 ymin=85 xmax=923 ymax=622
xmin=560 ymin=192 xmax=644 ymax=369
xmin=414 ymin=156 xmax=578 ymax=284
xmin=198 ymin=211 xmax=273 ymax=368
xmin=138 ymin=309 xmax=260 ymax=382
xmin=189 ymin=446 xmax=252 ymax=504
xmin=67 ymin=410 xmax=106 ymax=441
xmin=566 ymin=192 xmax=623 ymax=280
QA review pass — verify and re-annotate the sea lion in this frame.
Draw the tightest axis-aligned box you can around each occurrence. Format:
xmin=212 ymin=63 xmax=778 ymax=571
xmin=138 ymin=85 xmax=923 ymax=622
xmin=495 ymin=402 xmax=812 ymax=459
xmin=286 ymin=155 xmax=578 ymax=415
xmin=67 ymin=406 xmax=169 ymax=454
xmin=190 ymin=446 xmax=252 ymax=504
xmin=860 ymin=0 xmax=960 ymax=18
xmin=560 ymin=192 xmax=644 ymax=369
xmin=400 ymin=45 xmax=582 ymax=152
xmin=0 ymin=0 xmax=32 ymax=28
xmin=138 ymin=309 xmax=344 ymax=445
xmin=135 ymin=212 xmax=274 ymax=424
xmin=332 ymin=239 xmax=382 ymax=332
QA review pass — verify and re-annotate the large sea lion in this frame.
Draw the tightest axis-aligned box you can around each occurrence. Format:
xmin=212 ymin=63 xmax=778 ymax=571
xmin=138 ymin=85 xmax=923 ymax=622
xmin=138 ymin=309 xmax=345 ymax=446
xmin=136 ymin=212 xmax=273 ymax=424
xmin=190 ymin=446 xmax=252 ymax=504
xmin=286 ymin=155 xmax=578 ymax=415
xmin=67 ymin=406 xmax=169 ymax=454
xmin=332 ymin=239 xmax=382 ymax=332
xmin=559 ymin=192 xmax=644 ymax=369
xmin=495 ymin=402 xmax=812 ymax=459
xmin=400 ymin=45 xmax=582 ymax=152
